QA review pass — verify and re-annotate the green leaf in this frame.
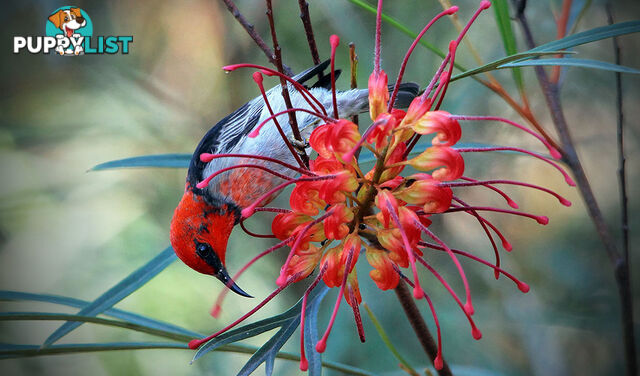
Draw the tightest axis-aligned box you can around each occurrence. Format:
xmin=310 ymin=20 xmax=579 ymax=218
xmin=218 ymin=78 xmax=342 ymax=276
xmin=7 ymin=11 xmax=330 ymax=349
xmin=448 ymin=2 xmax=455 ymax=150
xmin=90 ymin=154 xmax=191 ymax=171
xmin=237 ymin=318 xmax=300 ymax=376
xmin=192 ymin=284 xmax=329 ymax=363
xmin=530 ymin=20 xmax=640 ymax=53
xmin=0 ymin=312 xmax=193 ymax=342
xmin=499 ymin=58 xmax=640 ymax=74
xmin=0 ymin=342 xmax=188 ymax=359
xmin=0 ymin=290 xmax=201 ymax=338
xmin=450 ymin=51 xmax=574 ymax=82
xmin=42 ymin=246 xmax=177 ymax=347
xmin=492 ymin=0 xmax=523 ymax=90
xmin=363 ymin=303 xmax=416 ymax=374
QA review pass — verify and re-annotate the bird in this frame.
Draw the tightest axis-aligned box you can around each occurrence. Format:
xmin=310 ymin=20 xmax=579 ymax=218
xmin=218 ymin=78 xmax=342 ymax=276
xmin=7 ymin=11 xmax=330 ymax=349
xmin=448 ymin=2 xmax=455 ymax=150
xmin=170 ymin=60 xmax=419 ymax=297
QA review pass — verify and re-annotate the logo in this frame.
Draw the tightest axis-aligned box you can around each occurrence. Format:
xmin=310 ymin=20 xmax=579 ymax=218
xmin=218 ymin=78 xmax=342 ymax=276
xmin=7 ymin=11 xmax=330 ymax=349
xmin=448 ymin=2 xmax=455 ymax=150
xmin=13 ymin=6 xmax=133 ymax=56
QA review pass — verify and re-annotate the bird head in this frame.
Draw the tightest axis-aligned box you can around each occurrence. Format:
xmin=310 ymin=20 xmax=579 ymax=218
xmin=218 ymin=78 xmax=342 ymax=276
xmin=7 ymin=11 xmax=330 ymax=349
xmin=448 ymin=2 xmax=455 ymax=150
xmin=170 ymin=189 xmax=252 ymax=297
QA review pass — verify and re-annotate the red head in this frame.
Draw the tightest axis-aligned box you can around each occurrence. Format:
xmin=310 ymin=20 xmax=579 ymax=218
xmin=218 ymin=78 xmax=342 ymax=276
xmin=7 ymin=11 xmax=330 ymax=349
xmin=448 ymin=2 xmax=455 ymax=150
xmin=170 ymin=189 xmax=251 ymax=297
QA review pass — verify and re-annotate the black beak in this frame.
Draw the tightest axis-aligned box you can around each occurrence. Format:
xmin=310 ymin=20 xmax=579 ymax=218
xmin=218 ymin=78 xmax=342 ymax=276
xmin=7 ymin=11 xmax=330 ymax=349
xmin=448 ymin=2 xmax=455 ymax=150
xmin=215 ymin=265 xmax=253 ymax=298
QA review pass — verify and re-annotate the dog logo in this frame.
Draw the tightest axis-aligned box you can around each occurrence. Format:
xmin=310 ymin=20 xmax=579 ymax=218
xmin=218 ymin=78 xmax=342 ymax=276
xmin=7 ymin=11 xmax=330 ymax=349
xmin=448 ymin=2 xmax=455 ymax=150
xmin=46 ymin=6 xmax=93 ymax=55
xmin=13 ymin=6 xmax=132 ymax=55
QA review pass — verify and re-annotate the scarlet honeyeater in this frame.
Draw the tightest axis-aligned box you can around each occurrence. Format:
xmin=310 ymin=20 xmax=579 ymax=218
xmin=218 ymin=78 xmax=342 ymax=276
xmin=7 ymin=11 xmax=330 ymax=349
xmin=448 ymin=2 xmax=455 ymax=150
xmin=169 ymin=60 xmax=419 ymax=297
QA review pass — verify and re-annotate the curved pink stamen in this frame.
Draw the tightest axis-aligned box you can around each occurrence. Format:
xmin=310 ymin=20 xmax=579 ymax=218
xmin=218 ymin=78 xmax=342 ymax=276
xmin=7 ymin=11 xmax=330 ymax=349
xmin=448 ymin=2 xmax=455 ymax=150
xmin=419 ymin=241 xmax=530 ymax=293
xmin=197 ymin=164 xmax=293 ymax=190
xmin=460 ymin=176 xmax=519 ymax=208
xmin=388 ymin=6 xmax=458 ymax=110
xmin=249 ymin=107 xmax=334 ymax=138
xmin=224 ymin=63 xmax=327 ymax=116
xmin=433 ymin=40 xmax=458 ymax=111
xmin=443 ymin=205 xmax=549 ymax=225
xmin=450 ymin=115 xmax=562 ymax=159
xmin=211 ymin=236 xmax=294 ymax=318
xmin=374 ymin=0 xmax=383 ymax=74
xmin=200 ymin=153 xmax=313 ymax=175
xmin=444 ymin=178 xmax=572 ymax=207
xmin=414 ymin=221 xmax=473 ymax=314
xmin=387 ymin=202 xmax=424 ymax=299
xmin=189 ymin=273 xmax=301 ymax=349
xmin=316 ymin=246 xmax=356 ymax=353
xmin=456 ymin=146 xmax=576 ymax=186
xmin=240 ymin=220 xmax=276 ymax=239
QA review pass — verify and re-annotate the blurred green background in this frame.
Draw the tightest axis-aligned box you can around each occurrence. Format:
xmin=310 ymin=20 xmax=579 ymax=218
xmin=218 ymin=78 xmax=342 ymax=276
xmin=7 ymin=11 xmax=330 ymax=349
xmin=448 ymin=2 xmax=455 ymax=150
xmin=1 ymin=0 xmax=639 ymax=375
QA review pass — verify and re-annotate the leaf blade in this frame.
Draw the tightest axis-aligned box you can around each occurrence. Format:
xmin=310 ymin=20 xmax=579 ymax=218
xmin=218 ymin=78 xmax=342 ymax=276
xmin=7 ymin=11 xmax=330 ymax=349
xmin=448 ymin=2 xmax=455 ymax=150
xmin=90 ymin=154 xmax=191 ymax=171
xmin=42 ymin=246 xmax=177 ymax=347
xmin=499 ymin=58 xmax=640 ymax=74
xmin=492 ymin=0 xmax=523 ymax=90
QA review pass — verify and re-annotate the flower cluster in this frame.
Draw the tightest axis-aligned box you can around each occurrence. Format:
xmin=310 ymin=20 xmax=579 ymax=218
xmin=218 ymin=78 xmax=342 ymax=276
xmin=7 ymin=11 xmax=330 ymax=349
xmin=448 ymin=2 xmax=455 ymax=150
xmin=189 ymin=1 xmax=575 ymax=371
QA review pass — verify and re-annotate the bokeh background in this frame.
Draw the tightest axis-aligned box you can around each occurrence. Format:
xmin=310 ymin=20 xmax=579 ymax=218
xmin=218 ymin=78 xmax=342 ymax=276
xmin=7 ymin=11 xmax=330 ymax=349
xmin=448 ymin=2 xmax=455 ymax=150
xmin=1 ymin=0 xmax=639 ymax=375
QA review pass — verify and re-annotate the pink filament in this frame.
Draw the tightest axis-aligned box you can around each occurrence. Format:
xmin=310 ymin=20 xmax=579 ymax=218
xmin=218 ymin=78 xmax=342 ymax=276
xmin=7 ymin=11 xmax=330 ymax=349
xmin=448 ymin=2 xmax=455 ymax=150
xmin=445 ymin=178 xmax=572 ymax=207
xmin=450 ymin=115 xmax=562 ymax=159
xmin=444 ymin=205 xmax=549 ymax=225
xmin=249 ymin=107 xmax=334 ymax=139
xmin=460 ymin=176 xmax=519 ymax=208
xmin=197 ymin=164 xmax=293 ymax=190
xmin=433 ymin=40 xmax=458 ymax=111
xmin=388 ymin=6 xmax=458 ymax=110
xmin=374 ymin=0 xmax=383 ymax=74
xmin=419 ymin=241 xmax=530 ymax=293
xmin=240 ymin=220 xmax=276 ymax=239
xmin=224 ymin=63 xmax=327 ymax=115
xmin=200 ymin=153 xmax=313 ymax=176
xmin=189 ymin=273 xmax=300 ymax=350
xmin=414 ymin=221 xmax=474 ymax=315
xmin=330 ymin=35 xmax=340 ymax=119
xmin=387 ymin=202 xmax=425 ymax=299
xmin=316 ymin=247 xmax=356 ymax=353
xmin=456 ymin=146 xmax=576 ymax=186
xmin=211 ymin=236 xmax=294 ymax=318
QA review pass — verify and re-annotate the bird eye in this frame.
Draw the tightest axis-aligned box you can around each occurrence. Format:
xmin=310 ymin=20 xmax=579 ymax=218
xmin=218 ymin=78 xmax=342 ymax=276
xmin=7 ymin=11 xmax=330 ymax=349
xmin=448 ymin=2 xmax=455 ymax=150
xmin=195 ymin=242 xmax=212 ymax=257
xmin=64 ymin=16 xmax=69 ymax=21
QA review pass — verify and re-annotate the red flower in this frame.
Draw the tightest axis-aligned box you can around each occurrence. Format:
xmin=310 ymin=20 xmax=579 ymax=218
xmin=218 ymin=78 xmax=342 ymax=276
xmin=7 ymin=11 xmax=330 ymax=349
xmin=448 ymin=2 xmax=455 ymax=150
xmin=368 ymin=70 xmax=389 ymax=120
xmin=412 ymin=110 xmax=462 ymax=146
xmin=407 ymin=146 xmax=464 ymax=181
xmin=366 ymin=246 xmax=400 ymax=290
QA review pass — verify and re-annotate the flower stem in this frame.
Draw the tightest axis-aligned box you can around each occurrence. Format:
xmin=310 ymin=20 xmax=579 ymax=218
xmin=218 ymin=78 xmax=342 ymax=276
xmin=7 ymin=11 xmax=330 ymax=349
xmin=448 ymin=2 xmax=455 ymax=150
xmin=394 ymin=280 xmax=453 ymax=376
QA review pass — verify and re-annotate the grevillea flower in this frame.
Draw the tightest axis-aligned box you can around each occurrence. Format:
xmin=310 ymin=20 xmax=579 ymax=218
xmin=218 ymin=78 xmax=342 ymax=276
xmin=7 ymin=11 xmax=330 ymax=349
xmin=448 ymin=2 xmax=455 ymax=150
xmin=190 ymin=1 xmax=576 ymax=372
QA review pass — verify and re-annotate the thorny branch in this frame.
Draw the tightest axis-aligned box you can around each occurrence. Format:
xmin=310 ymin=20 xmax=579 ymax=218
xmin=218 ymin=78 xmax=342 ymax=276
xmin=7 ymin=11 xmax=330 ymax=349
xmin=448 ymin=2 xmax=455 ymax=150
xmin=512 ymin=1 xmax=636 ymax=375
xmin=220 ymin=0 xmax=293 ymax=76
xmin=265 ymin=0 xmax=309 ymax=166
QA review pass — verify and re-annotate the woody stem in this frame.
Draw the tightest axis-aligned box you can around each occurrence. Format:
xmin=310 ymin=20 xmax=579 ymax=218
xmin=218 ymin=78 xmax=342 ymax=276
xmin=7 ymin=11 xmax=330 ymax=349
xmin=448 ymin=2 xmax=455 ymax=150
xmin=394 ymin=280 xmax=453 ymax=376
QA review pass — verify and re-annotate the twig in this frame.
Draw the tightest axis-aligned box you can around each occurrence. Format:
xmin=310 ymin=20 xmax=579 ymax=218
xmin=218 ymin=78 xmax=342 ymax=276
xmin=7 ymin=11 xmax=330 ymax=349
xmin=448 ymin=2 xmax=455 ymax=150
xmin=219 ymin=0 xmax=293 ymax=76
xmin=349 ymin=42 xmax=359 ymax=127
xmin=298 ymin=0 xmax=321 ymax=65
xmin=394 ymin=281 xmax=453 ymax=376
xmin=265 ymin=0 xmax=309 ymax=166
xmin=513 ymin=2 xmax=636 ymax=375
xmin=608 ymin=5 xmax=635 ymax=376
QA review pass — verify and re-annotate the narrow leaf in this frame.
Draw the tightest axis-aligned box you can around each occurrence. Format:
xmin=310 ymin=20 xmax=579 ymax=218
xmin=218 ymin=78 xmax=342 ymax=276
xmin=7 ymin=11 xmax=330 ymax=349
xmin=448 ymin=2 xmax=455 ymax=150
xmin=237 ymin=318 xmax=300 ymax=376
xmin=450 ymin=51 xmax=573 ymax=82
xmin=42 ymin=246 xmax=177 ymax=347
xmin=0 ymin=290 xmax=201 ymax=338
xmin=90 ymin=154 xmax=191 ymax=171
xmin=492 ymin=0 xmax=523 ymax=90
xmin=500 ymin=58 xmax=640 ymax=74
xmin=530 ymin=20 xmax=640 ymax=52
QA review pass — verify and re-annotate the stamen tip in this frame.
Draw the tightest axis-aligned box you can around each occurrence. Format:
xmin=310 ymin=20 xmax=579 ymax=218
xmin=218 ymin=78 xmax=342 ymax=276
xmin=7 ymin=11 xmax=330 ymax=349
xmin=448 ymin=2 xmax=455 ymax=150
xmin=248 ymin=130 xmax=259 ymax=138
xmin=210 ymin=304 xmax=222 ymax=318
xmin=480 ymin=0 xmax=492 ymax=9
xmin=200 ymin=153 xmax=214 ymax=162
xmin=472 ymin=327 xmax=483 ymax=340
xmin=188 ymin=339 xmax=203 ymax=350
xmin=537 ymin=216 xmax=549 ymax=225
xmin=276 ymin=275 xmax=288 ymax=287
xmin=550 ymin=148 xmax=562 ymax=159
xmin=330 ymin=34 xmax=340 ymax=48
xmin=448 ymin=40 xmax=458 ymax=51
xmin=434 ymin=355 xmax=444 ymax=370
xmin=518 ymin=282 xmax=530 ymax=293
xmin=413 ymin=287 xmax=425 ymax=299
xmin=447 ymin=6 xmax=459 ymax=14
xmin=241 ymin=207 xmax=255 ymax=219
xmin=503 ymin=241 xmax=513 ymax=252
xmin=566 ymin=177 xmax=576 ymax=187
xmin=507 ymin=200 xmax=519 ymax=209
xmin=196 ymin=181 xmax=208 ymax=189
xmin=299 ymin=358 xmax=309 ymax=371
xmin=315 ymin=340 xmax=327 ymax=353
xmin=494 ymin=270 xmax=500 ymax=279
xmin=560 ymin=198 xmax=572 ymax=207
xmin=252 ymin=71 xmax=263 ymax=84
xmin=464 ymin=302 xmax=475 ymax=315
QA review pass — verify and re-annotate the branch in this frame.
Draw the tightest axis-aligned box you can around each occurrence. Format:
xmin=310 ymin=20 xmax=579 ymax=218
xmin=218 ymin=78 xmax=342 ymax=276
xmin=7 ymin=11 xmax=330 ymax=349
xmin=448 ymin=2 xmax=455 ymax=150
xmin=220 ymin=0 xmax=293 ymax=76
xmin=298 ymin=0 xmax=321 ymax=65
xmin=265 ymin=0 xmax=309 ymax=166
